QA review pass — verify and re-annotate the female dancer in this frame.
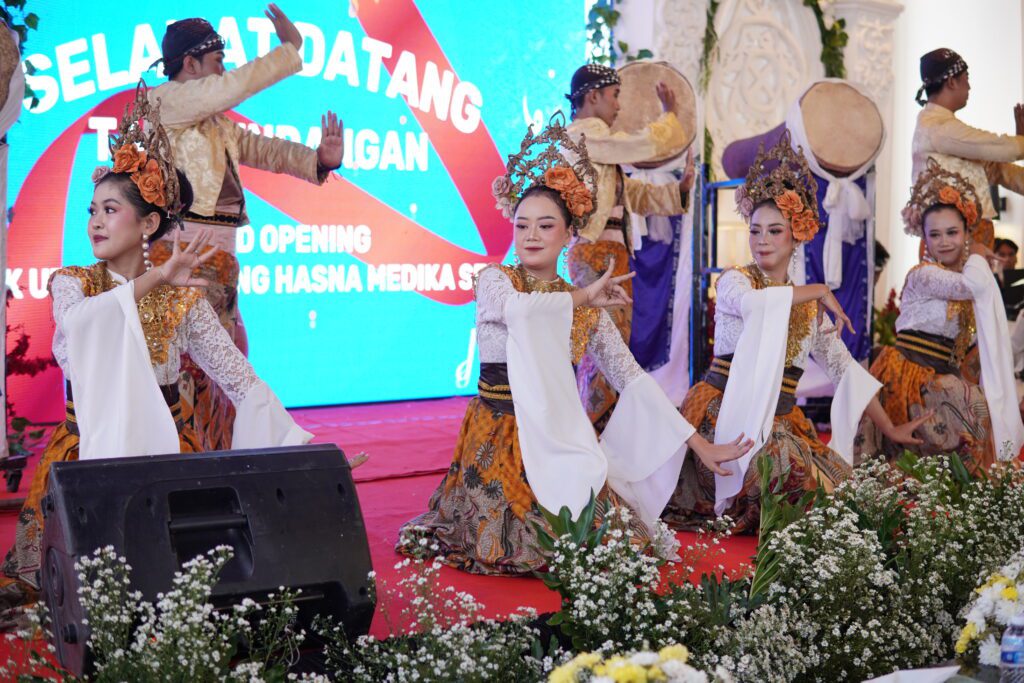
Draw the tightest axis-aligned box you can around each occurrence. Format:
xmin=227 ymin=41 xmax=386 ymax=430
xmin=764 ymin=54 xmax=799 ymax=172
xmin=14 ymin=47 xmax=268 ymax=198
xmin=397 ymin=115 xmax=750 ymax=575
xmin=0 ymin=87 xmax=310 ymax=616
xmin=856 ymin=159 xmax=1024 ymax=468
xmin=664 ymin=132 xmax=929 ymax=533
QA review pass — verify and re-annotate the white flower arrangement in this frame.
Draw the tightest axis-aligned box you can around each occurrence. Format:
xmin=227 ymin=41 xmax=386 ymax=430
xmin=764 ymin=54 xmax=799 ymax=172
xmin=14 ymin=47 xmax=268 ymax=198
xmin=956 ymin=548 xmax=1024 ymax=665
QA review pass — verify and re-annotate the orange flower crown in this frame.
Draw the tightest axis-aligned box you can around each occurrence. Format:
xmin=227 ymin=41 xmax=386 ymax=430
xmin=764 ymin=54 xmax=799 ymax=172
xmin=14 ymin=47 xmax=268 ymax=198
xmin=901 ymin=158 xmax=982 ymax=237
xmin=91 ymin=80 xmax=181 ymax=214
xmin=734 ymin=130 xmax=820 ymax=243
xmin=491 ymin=112 xmax=597 ymax=233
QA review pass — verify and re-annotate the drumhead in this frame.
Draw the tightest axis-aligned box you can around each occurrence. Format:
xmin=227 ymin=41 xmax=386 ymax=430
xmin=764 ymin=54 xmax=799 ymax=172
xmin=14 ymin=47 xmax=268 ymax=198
xmin=800 ymin=81 xmax=883 ymax=174
xmin=611 ymin=61 xmax=697 ymax=169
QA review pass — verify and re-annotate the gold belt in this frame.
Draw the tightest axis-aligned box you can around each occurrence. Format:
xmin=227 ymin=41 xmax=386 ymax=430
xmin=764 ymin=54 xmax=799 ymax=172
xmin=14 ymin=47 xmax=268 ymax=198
xmin=895 ymin=332 xmax=954 ymax=363
xmin=710 ymin=357 xmax=799 ymax=395
xmin=477 ymin=379 xmax=512 ymax=401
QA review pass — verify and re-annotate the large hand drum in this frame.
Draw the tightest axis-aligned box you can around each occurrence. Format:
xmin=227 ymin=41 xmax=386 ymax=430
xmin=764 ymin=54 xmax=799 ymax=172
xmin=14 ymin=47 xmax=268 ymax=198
xmin=801 ymin=81 xmax=883 ymax=174
xmin=611 ymin=61 xmax=697 ymax=169
xmin=723 ymin=80 xmax=883 ymax=179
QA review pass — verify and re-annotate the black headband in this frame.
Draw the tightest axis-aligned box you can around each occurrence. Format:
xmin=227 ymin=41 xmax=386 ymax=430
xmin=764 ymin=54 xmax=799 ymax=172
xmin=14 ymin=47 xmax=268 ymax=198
xmin=915 ymin=48 xmax=967 ymax=106
xmin=565 ymin=64 xmax=621 ymax=104
xmin=155 ymin=19 xmax=226 ymax=75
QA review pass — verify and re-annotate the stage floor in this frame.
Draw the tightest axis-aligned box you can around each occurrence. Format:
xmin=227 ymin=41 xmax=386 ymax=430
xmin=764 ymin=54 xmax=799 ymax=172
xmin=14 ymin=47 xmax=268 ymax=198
xmin=0 ymin=397 xmax=758 ymax=639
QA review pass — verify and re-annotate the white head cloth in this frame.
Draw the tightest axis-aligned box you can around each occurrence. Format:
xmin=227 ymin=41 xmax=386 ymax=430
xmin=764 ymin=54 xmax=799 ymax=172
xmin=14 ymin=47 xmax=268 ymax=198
xmin=784 ymin=78 xmax=885 ymax=289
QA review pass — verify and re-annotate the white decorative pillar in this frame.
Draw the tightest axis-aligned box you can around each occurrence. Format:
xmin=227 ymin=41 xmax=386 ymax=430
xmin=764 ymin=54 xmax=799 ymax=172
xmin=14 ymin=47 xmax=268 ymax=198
xmin=830 ymin=0 xmax=904 ymax=298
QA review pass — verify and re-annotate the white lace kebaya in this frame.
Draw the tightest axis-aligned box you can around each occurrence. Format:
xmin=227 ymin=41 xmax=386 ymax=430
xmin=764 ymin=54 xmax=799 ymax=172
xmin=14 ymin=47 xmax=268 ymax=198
xmin=709 ymin=266 xmax=882 ymax=513
xmin=475 ymin=265 xmax=694 ymax=528
xmin=50 ymin=266 xmax=310 ymax=460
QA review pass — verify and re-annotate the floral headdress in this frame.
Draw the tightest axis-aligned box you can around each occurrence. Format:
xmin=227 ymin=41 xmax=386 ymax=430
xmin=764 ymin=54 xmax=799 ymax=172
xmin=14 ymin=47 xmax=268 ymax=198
xmin=734 ymin=130 xmax=820 ymax=243
xmin=491 ymin=112 xmax=597 ymax=234
xmin=92 ymin=80 xmax=182 ymax=215
xmin=901 ymin=158 xmax=981 ymax=237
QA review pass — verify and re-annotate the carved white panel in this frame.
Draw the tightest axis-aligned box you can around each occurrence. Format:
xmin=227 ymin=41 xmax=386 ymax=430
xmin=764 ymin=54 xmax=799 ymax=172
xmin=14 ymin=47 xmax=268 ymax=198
xmin=832 ymin=0 xmax=902 ymax=118
xmin=705 ymin=0 xmax=825 ymax=176
xmin=654 ymin=0 xmax=707 ymax=85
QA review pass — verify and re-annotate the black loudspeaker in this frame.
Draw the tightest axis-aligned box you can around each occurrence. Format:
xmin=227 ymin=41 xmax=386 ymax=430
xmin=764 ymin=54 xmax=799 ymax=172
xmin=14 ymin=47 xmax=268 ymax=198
xmin=39 ymin=443 xmax=374 ymax=675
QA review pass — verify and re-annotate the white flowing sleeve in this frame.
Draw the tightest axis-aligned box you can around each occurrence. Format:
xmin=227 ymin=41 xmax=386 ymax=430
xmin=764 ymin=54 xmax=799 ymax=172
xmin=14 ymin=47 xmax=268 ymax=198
xmin=809 ymin=318 xmax=882 ymax=464
xmin=713 ymin=286 xmax=792 ymax=515
xmin=588 ymin=311 xmax=695 ymax=526
xmin=185 ymin=299 xmax=313 ymax=449
xmin=56 ymin=278 xmax=180 ymax=460
xmin=962 ymin=255 xmax=1024 ymax=459
xmin=505 ymin=291 xmax=608 ymax=520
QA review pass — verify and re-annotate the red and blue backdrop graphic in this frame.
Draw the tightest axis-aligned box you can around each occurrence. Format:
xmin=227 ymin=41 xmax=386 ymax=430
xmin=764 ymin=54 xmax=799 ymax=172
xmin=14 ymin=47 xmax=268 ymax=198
xmin=7 ymin=1 xmax=587 ymax=422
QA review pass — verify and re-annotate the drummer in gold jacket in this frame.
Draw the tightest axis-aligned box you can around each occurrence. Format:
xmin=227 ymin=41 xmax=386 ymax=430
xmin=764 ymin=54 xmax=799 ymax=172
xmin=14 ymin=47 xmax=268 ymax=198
xmin=563 ymin=63 xmax=695 ymax=430
xmin=144 ymin=4 xmax=343 ymax=452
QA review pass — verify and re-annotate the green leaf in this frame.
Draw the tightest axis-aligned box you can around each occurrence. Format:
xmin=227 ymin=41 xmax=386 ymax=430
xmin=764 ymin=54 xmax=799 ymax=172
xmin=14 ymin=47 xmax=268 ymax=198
xmin=636 ymin=49 xmax=654 ymax=60
xmin=10 ymin=416 xmax=27 ymax=431
xmin=557 ymin=504 xmax=573 ymax=536
xmin=24 ymin=13 xmax=37 ymax=30
xmin=577 ymin=491 xmax=598 ymax=538
xmin=534 ymin=530 xmax=556 ymax=553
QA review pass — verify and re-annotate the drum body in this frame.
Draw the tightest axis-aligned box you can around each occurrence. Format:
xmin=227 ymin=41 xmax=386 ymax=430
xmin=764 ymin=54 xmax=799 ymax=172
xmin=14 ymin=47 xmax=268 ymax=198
xmin=722 ymin=80 xmax=883 ymax=179
xmin=611 ymin=61 xmax=697 ymax=168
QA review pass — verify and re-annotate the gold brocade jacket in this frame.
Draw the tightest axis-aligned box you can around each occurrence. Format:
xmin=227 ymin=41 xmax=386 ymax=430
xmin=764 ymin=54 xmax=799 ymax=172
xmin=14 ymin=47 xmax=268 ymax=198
xmin=567 ymin=112 xmax=688 ymax=247
xmin=912 ymin=103 xmax=1024 ymax=220
xmin=148 ymin=43 xmax=325 ymax=222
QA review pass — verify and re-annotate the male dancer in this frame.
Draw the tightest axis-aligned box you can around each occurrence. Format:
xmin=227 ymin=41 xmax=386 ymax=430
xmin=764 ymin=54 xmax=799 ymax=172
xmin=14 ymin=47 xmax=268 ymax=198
xmin=149 ymin=4 xmax=343 ymax=450
xmin=565 ymin=63 xmax=695 ymax=429
xmin=913 ymin=48 xmax=1024 ymax=249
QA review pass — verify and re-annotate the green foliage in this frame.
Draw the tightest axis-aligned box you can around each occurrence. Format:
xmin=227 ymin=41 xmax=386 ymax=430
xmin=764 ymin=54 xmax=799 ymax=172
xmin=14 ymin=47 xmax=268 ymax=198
xmin=586 ymin=0 xmax=654 ymax=65
xmin=803 ymin=0 xmax=848 ymax=79
xmin=749 ymin=453 xmax=825 ymax=601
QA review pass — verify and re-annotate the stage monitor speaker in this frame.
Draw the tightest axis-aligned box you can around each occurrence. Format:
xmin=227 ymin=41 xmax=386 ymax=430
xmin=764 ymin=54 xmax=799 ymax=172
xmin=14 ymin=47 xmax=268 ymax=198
xmin=39 ymin=443 xmax=373 ymax=676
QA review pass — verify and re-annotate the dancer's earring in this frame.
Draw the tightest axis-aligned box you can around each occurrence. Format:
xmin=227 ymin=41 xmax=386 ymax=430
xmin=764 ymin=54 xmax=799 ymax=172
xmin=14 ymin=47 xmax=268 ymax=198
xmin=962 ymin=236 xmax=971 ymax=267
xmin=142 ymin=233 xmax=153 ymax=271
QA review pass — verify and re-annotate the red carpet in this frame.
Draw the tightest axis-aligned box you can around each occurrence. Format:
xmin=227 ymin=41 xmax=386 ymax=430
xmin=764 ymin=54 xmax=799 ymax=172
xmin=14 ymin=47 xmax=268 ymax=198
xmin=0 ymin=397 xmax=758 ymax=647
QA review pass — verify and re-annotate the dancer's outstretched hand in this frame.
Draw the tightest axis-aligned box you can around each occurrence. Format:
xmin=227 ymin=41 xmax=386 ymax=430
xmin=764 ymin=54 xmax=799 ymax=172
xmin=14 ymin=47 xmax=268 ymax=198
xmin=689 ymin=432 xmax=753 ymax=477
xmin=266 ymin=4 xmax=302 ymax=50
xmin=885 ymin=410 xmax=934 ymax=446
xmin=157 ymin=230 xmax=217 ymax=288
xmin=818 ymin=290 xmax=854 ymax=337
xmin=581 ymin=256 xmax=634 ymax=308
xmin=317 ymin=110 xmax=344 ymax=172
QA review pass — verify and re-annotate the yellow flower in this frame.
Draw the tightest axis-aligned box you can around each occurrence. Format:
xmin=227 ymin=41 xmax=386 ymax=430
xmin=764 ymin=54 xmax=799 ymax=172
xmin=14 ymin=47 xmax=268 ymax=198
xmin=955 ymin=637 xmax=969 ymax=655
xmin=646 ymin=665 xmax=668 ymax=681
xmin=978 ymin=574 xmax=1011 ymax=593
xmin=659 ymin=644 xmax=690 ymax=663
xmin=548 ymin=663 xmax=578 ymax=683
xmin=1003 ymin=586 xmax=1020 ymax=601
xmin=610 ymin=663 xmax=649 ymax=683
xmin=572 ymin=652 xmax=603 ymax=669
